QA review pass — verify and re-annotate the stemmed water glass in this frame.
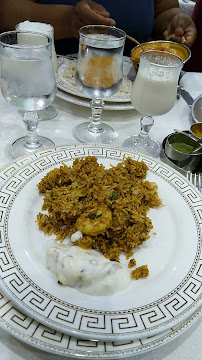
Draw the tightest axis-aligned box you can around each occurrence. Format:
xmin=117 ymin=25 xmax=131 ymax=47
xmin=16 ymin=21 xmax=58 ymax=121
xmin=0 ymin=31 xmax=57 ymax=158
xmin=123 ymin=50 xmax=183 ymax=156
xmin=74 ymin=25 xmax=126 ymax=144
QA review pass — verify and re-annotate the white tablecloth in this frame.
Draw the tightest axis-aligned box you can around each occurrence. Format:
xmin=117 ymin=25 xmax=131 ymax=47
xmin=0 ymin=71 xmax=201 ymax=359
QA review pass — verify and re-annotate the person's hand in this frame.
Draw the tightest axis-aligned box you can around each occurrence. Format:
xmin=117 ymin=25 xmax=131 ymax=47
xmin=71 ymin=0 xmax=116 ymax=38
xmin=164 ymin=13 xmax=197 ymax=48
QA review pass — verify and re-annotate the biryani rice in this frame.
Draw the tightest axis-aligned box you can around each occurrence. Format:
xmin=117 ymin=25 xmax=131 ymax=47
xmin=37 ymin=156 xmax=162 ymax=270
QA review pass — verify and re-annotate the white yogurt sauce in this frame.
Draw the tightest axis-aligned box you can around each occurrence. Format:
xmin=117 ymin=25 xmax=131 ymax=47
xmin=46 ymin=240 xmax=132 ymax=296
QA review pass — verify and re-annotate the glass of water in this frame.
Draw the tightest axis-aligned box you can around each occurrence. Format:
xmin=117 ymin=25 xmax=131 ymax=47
xmin=16 ymin=21 xmax=58 ymax=121
xmin=0 ymin=31 xmax=56 ymax=158
xmin=74 ymin=25 xmax=126 ymax=144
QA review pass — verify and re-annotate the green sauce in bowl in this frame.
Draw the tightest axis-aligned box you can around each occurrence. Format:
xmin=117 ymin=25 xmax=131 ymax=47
xmin=171 ymin=142 xmax=195 ymax=153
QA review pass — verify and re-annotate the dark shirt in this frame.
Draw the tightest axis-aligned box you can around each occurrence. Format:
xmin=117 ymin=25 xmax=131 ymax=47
xmin=184 ymin=0 xmax=202 ymax=72
xmin=38 ymin=0 xmax=154 ymax=56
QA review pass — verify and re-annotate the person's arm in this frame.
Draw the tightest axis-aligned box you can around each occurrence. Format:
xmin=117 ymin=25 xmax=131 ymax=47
xmin=0 ymin=0 xmax=74 ymax=39
xmin=70 ymin=0 xmax=115 ymax=38
xmin=0 ymin=0 xmax=115 ymax=40
xmin=153 ymin=0 xmax=197 ymax=47
xmin=154 ymin=0 xmax=181 ymax=35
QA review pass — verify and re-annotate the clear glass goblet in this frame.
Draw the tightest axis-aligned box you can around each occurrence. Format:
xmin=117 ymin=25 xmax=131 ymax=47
xmin=123 ymin=50 xmax=183 ymax=157
xmin=74 ymin=25 xmax=126 ymax=144
xmin=0 ymin=31 xmax=57 ymax=158
xmin=16 ymin=21 xmax=58 ymax=121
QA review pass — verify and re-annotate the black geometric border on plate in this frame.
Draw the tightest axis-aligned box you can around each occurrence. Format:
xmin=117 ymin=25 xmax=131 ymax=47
xmin=0 ymin=145 xmax=201 ymax=341
xmin=0 ymin=291 xmax=201 ymax=358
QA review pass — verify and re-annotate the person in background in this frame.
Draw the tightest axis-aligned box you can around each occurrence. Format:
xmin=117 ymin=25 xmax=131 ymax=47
xmin=0 ymin=0 xmax=197 ymax=56
xmin=184 ymin=0 xmax=202 ymax=71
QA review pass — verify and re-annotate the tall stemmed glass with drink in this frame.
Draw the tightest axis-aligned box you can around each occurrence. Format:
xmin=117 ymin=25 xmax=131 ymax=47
xmin=16 ymin=21 xmax=58 ymax=120
xmin=123 ymin=50 xmax=183 ymax=156
xmin=0 ymin=31 xmax=57 ymax=158
xmin=74 ymin=25 xmax=126 ymax=144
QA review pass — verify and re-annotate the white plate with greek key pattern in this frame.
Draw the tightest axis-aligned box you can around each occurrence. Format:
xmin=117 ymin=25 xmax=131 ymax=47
xmin=0 ymin=144 xmax=201 ymax=342
xmin=0 ymin=291 xmax=201 ymax=358
xmin=56 ymin=55 xmax=134 ymax=103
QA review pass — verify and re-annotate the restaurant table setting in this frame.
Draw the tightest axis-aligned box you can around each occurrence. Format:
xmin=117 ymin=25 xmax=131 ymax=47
xmin=0 ymin=26 xmax=202 ymax=360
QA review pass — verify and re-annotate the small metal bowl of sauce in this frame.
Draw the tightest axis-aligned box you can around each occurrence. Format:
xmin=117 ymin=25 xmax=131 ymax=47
xmin=131 ymin=40 xmax=191 ymax=71
xmin=165 ymin=132 xmax=202 ymax=170
xmin=190 ymin=122 xmax=202 ymax=139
